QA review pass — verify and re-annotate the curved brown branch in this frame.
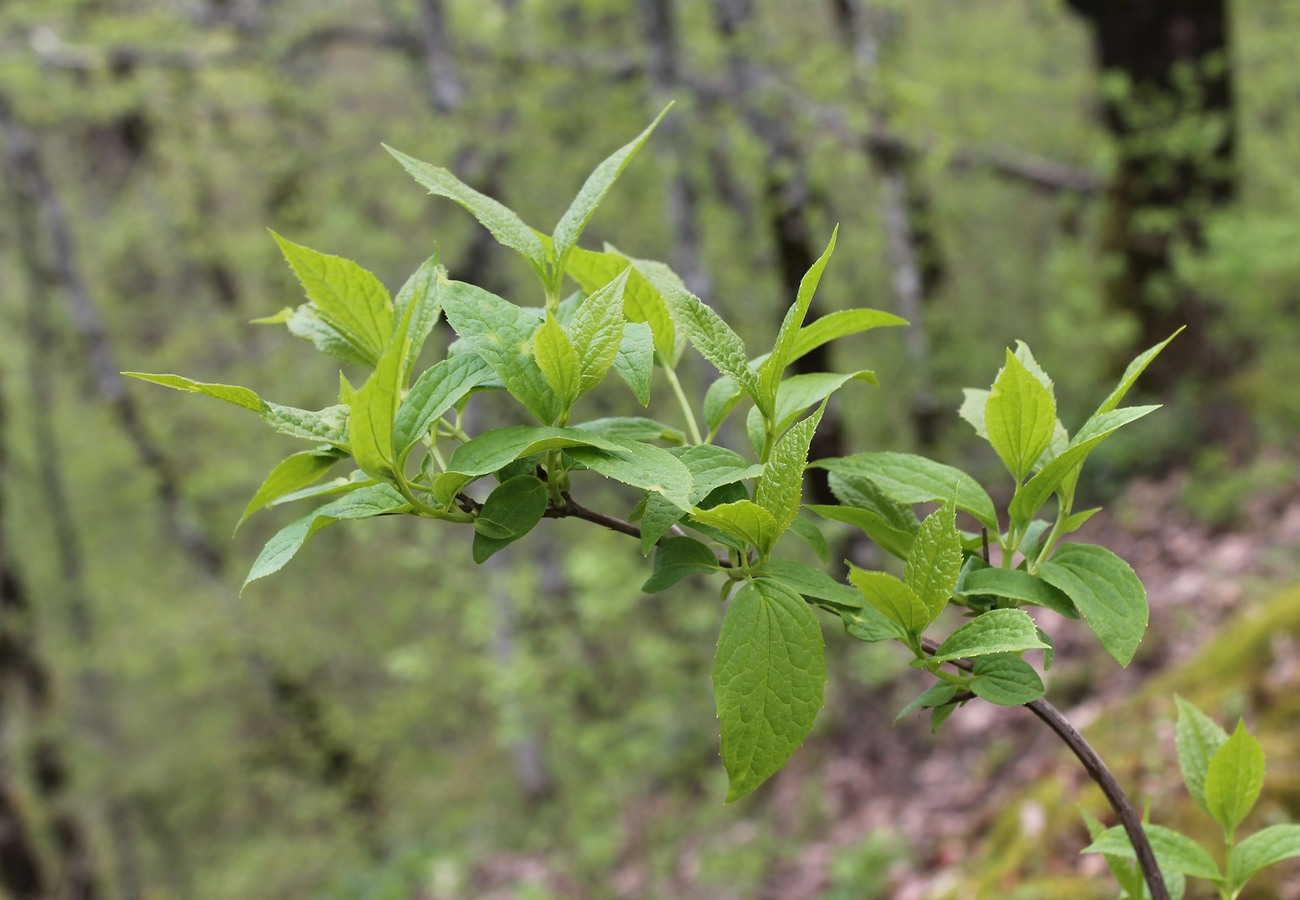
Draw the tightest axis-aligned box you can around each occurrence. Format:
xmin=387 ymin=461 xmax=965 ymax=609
xmin=920 ymin=638 xmax=1168 ymax=900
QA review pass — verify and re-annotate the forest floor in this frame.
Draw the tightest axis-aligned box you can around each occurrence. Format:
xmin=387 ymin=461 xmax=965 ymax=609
xmin=767 ymin=466 xmax=1300 ymax=900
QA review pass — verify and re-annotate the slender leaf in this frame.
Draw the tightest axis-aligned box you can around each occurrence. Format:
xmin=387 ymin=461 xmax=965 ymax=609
xmin=533 ymin=313 xmax=582 ymax=409
xmin=1205 ymin=721 xmax=1265 ymax=836
xmin=1096 ymin=328 xmax=1183 ymax=415
xmin=568 ymin=436 xmax=694 ymax=513
xmin=759 ymin=227 xmax=838 ymax=406
xmin=790 ymin=308 xmax=907 ymax=363
xmin=1229 ymin=825 xmax=1300 ymax=887
xmin=568 ymin=268 xmax=629 ymax=394
xmin=905 ymin=499 xmax=963 ymax=621
xmin=236 ymin=448 xmax=343 ymax=532
xmin=755 ymin=406 xmax=823 ymax=537
xmin=392 ymin=255 xmax=444 ymax=369
xmin=813 ymin=452 xmax=998 ymax=531
xmin=956 ymin=565 xmax=1079 ymax=619
xmin=394 ymin=352 xmax=495 ymax=455
xmin=566 ymin=245 xmax=676 ymax=358
xmin=1175 ymin=695 xmax=1229 ymax=812
xmin=612 ymin=321 xmax=655 ymax=405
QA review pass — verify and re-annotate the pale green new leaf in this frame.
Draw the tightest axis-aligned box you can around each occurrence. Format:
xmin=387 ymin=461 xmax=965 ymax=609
xmin=1037 ymin=543 xmax=1148 ymax=666
xmin=957 ymin=565 xmax=1079 ymax=618
xmin=958 ymin=388 xmax=991 ymax=440
xmin=243 ymin=485 xmax=408 ymax=591
xmin=271 ymin=232 xmax=393 ymax=365
xmin=755 ymin=405 xmax=823 ymax=536
xmin=384 ymin=145 xmax=549 ymax=282
xmin=567 ymin=437 xmax=694 ymax=513
xmin=985 ymin=350 xmax=1057 ymax=482
xmin=349 ymin=330 xmax=407 ymax=480
xmin=281 ymin=305 xmax=377 ymax=368
xmin=1174 ymin=695 xmax=1229 ymax=812
xmin=433 ymin=425 xmax=623 ymax=501
xmin=789 ymin=308 xmax=907 ymax=363
xmin=124 ymin=373 xmax=264 ymax=412
xmin=236 ymin=447 xmax=343 ymax=532
xmin=930 ymin=609 xmax=1049 ymax=662
xmin=1205 ymin=721 xmax=1265 ymax=836
xmin=569 ymin=268 xmax=629 ymax=394
xmin=1084 ymin=824 xmax=1221 ymax=880
xmin=439 ymin=279 xmax=560 ymax=423
xmin=905 ymin=499 xmax=962 ymax=622
xmin=1096 ymin=328 xmax=1183 ymax=415
xmin=704 ymin=374 xmax=744 ymax=435
xmin=714 ymin=579 xmax=826 ymax=802
xmin=262 ymin=402 xmax=351 ymax=447
xmin=691 ymin=500 xmax=779 ymax=555
xmin=392 ymin=256 xmax=444 ymax=369
xmin=848 ymin=566 xmax=931 ymax=637
xmin=533 ymin=313 xmax=581 ymax=409
xmin=1229 ymin=825 xmax=1300 ymax=887
xmin=573 ymin=416 xmax=684 ymax=444
xmin=566 ymin=245 xmax=675 ymax=359
xmin=552 ymin=107 xmax=668 ymax=276
xmin=759 ymin=227 xmax=838 ymax=406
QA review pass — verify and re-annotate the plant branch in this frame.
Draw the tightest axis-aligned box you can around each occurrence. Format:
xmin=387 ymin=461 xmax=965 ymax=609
xmin=921 ymin=638 xmax=1168 ymax=900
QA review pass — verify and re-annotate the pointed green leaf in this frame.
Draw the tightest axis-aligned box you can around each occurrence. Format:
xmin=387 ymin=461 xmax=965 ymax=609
xmin=753 ymin=371 xmax=877 ymax=448
xmin=472 ymin=475 xmax=548 ymax=563
xmin=985 ymin=350 xmax=1057 ymax=482
xmin=757 ymin=560 xmax=861 ymax=611
xmin=755 ymin=406 xmax=823 ymax=537
xmin=1174 ymin=696 xmax=1229 ymax=813
xmin=394 ymin=352 xmax=496 ymax=455
xmin=566 ymin=246 xmax=676 ymax=359
xmin=433 ymin=425 xmax=623 ymax=501
xmin=612 ymin=321 xmax=654 ymax=405
xmin=1205 ymin=721 xmax=1265 ymax=836
xmin=691 ymin=500 xmax=779 ymax=555
xmin=269 ymin=471 xmax=376 ymax=508
xmin=277 ymin=305 xmax=377 ymax=368
xmin=807 ymin=504 xmax=917 ymax=561
xmin=1037 ymin=543 xmax=1148 ymax=666
xmin=759 ymin=227 xmax=838 ymax=406
xmin=931 ymin=609 xmax=1049 ymax=663
xmin=714 ymin=579 xmax=826 ymax=802
xmin=813 ymin=452 xmax=998 ymax=531
xmin=1229 ymin=824 xmax=1300 ymax=887
xmin=271 ymin=232 xmax=393 ymax=365
xmin=392 ymin=256 xmax=444 ymax=369
xmin=565 ymin=267 xmax=630 ymax=395
xmin=790 ymin=308 xmax=907 ymax=363
xmin=848 ymin=566 xmax=931 ymax=637
xmin=1079 ymin=808 xmax=1149 ymax=898
xmin=786 ymin=516 xmax=829 ymax=563
xmin=637 ymin=446 xmax=765 ymax=553
xmin=1084 ymin=824 xmax=1221 ymax=879
xmin=533 ymin=313 xmax=582 ymax=409
xmin=959 ymin=388 xmax=991 ymax=440
xmin=124 ymin=373 xmax=265 ymax=412
xmin=905 ymin=499 xmax=963 ymax=621
xmin=643 ymin=537 xmax=721 ymax=592
xmin=1009 ymin=405 xmax=1160 ymax=522
xmin=237 ymin=447 xmax=343 ymax=532
xmin=349 ymin=330 xmax=407 ymax=480
xmin=567 ymin=436 xmax=694 ymax=513
xmin=573 ymin=416 xmax=684 ymax=444
xmin=1096 ymin=328 xmax=1183 ymax=415
xmin=243 ymin=485 xmax=408 ymax=591
xmin=439 ymin=279 xmax=560 ymax=423
xmin=384 ymin=145 xmax=548 ymax=282
xmin=895 ymin=683 xmax=959 ymax=724
xmin=552 ymin=107 xmax=668 ymax=276
xmin=970 ymin=656 xmax=1046 ymax=706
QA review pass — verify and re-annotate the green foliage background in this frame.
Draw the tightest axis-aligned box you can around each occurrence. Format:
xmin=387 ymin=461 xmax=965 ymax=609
xmin=2 ymin=1 xmax=1299 ymax=897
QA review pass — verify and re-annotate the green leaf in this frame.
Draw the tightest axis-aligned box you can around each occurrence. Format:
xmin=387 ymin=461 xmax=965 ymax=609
xmin=807 ymin=504 xmax=917 ymax=561
xmin=813 ymin=452 xmax=998 ymax=531
xmin=434 ymin=425 xmax=622 ymax=501
xmin=691 ymin=500 xmax=779 ymax=555
xmin=970 ymin=656 xmax=1045 ymax=706
xmin=262 ymin=403 xmax=350 ymax=447
xmin=704 ymin=375 xmax=744 ymax=435
xmin=567 ymin=437 xmax=694 ymax=513
xmin=472 ymin=475 xmax=548 ymax=563
xmin=123 ymin=373 xmax=264 ymax=412
xmin=552 ymin=107 xmax=668 ymax=277
xmin=243 ymin=485 xmax=408 ymax=591
xmin=631 ymin=260 xmax=764 ymax=412
xmin=612 ymin=322 xmax=654 ymax=405
xmin=270 ymin=232 xmax=393 ymax=366
xmin=1079 ymin=808 xmax=1149 ymax=899
xmin=786 ymin=516 xmax=829 ymax=563
xmin=848 ymin=566 xmax=931 ymax=637
xmin=439 ymin=279 xmax=560 ymax=424
xmin=895 ymin=683 xmax=959 ymax=724
xmin=1084 ymin=823 xmax=1221 ymax=879
xmin=533 ymin=313 xmax=582 ymax=409
xmin=278 ymin=305 xmax=377 ymax=369
xmin=904 ymin=499 xmax=963 ymax=621
xmin=755 ymin=406 xmax=823 ymax=537
xmin=392 ymin=255 xmax=445 ymax=369
xmin=931 ymin=609 xmax=1049 ymax=662
xmin=394 ymin=352 xmax=495 ymax=455
xmin=789 ymin=308 xmax=907 ymax=363
xmin=1229 ymin=824 xmax=1300 ymax=887
xmin=956 ymin=565 xmax=1079 ymax=619
xmin=566 ymin=246 xmax=676 ymax=359
xmin=1174 ymin=696 xmax=1229 ymax=813
xmin=568 ymin=268 xmax=629 ymax=395
xmin=643 ymin=537 xmax=720 ymax=592
xmin=349 ymin=328 xmax=407 ymax=480
xmin=757 ymin=560 xmax=861 ymax=611
xmin=1037 ymin=543 xmax=1148 ymax=666
xmin=985 ymin=349 xmax=1057 ymax=482
xmin=236 ymin=448 xmax=344 ymax=532
xmin=759 ymin=227 xmax=838 ymax=406
xmin=269 ymin=471 xmax=376 ymax=508
xmin=1009 ymin=405 xmax=1160 ymax=522
xmin=714 ymin=579 xmax=826 ymax=802
xmin=959 ymin=388 xmax=991 ymax=440
xmin=384 ymin=145 xmax=548 ymax=283
xmin=573 ymin=416 xmax=684 ymax=445
xmin=637 ymin=446 xmax=762 ymax=554
xmin=1096 ymin=328 xmax=1183 ymax=415
xmin=751 ymin=371 xmax=877 ymax=451
xmin=1205 ymin=721 xmax=1265 ymax=836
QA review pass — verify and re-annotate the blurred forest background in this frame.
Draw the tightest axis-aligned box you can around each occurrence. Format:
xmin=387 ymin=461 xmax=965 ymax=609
xmin=2 ymin=1 xmax=1300 ymax=898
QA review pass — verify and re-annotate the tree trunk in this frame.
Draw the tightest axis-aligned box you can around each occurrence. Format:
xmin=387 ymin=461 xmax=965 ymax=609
xmin=1066 ymin=0 xmax=1236 ymax=388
